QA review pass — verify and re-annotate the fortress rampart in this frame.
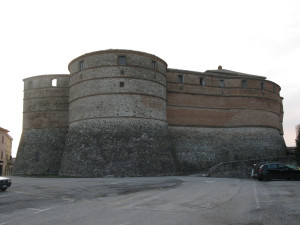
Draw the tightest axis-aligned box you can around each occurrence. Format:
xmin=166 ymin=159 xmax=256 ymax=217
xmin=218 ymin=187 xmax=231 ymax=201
xmin=13 ymin=50 xmax=286 ymax=176
xmin=14 ymin=75 xmax=69 ymax=174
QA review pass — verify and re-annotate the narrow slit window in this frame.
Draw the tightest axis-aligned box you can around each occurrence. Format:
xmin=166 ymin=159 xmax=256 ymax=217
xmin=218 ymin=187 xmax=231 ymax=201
xmin=242 ymin=80 xmax=247 ymax=89
xmin=120 ymin=82 xmax=124 ymax=87
xmin=152 ymin=61 xmax=156 ymax=70
xmin=79 ymin=60 xmax=84 ymax=71
xmin=52 ymin=79 xmax=57 ymax=87
xmin=200 ymin=78 xmax=205 ymax=86
xmin=219 ymin=79 xmax=225 ymax=87
xmin=178 ymin=75 xmax=184 ymax=84
xmin=260 ymin=82 xmax=265 ymax=90
xmin=118 ymin=56 xmax=126 ymax=66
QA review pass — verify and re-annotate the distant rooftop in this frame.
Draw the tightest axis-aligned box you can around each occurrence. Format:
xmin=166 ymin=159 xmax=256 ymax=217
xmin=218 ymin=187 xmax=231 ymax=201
xmin=0 ymin=127 xmax=10 ymax=133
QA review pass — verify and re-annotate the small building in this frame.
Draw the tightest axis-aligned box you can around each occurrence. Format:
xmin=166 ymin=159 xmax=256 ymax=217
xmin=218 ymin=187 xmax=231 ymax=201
xmin=0 ymin=127 xmax=13 ymax=176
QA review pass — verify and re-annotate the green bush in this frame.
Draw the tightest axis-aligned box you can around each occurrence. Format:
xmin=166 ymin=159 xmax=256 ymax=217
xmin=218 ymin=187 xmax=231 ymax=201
xmin=295 ymin=128 xmax=300 ymax=166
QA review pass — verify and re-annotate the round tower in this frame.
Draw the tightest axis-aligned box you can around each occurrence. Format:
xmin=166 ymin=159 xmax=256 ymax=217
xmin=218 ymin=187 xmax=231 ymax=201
xmin=13 ymin=75 xmax=69 ymax=175
xmin=59 ymin=50 xmax=175 ymax=177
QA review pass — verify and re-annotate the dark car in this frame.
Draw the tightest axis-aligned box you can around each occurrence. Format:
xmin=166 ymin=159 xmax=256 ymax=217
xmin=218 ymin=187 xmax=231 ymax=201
xmin=251 ymin=162 xmax=272 ymax=179
xmin=0 ymin=177 xmax=12 ymax=191
xmin=257 ymin=163 xmax=300 ymax=181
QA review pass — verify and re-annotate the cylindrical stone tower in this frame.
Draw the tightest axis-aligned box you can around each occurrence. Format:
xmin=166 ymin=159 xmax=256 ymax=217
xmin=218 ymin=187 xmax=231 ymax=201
xmin=13 ymin=75 xmax=69 ymax=175
xmin=59 ymin=50 xmax=175 ymax=177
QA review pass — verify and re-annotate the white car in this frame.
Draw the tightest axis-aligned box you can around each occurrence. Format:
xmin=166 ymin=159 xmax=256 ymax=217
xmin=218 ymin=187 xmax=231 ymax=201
xmin=0 ymin=176 xmax=12 ymax=191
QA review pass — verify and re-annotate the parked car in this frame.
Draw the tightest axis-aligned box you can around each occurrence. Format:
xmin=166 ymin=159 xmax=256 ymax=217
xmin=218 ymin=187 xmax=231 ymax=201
xmin=257 ymin=163 xmax=300 ymax=181
xmin=251 ymin=162 xmax=272 ymax=179
xmin=0 ymin=177 xmax=12 ymax=191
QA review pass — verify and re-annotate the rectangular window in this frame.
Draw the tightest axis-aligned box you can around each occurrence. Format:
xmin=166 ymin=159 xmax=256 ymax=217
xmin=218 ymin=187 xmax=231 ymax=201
xmin=260 ymin=82 xmax=265 ymax=90
xmin=178 ymin=75 xmax=184 ymax=84
xmin=219 ymin=79 xmax=225 ymax=87
xmin=152 ymin=61 xmax=156 ymax=70
xmin=118 ymin=56 xmax=126 ymax=66
xmin=273 ymin=84 xmax=276 ymax=93
xmin=200 ymin=78 xmax=205 ymax=86
xmin=119 ymin=82 xmax=124 ymax=87
xmin=1 ymin=136 xmax=3 ymax=143
xmin=0 ymin=151 xmax=3 ymax=159
xmin=52 ymin=79 xmax=57 ymax=87
xmin=242 ymin=80 xmax=247 ymax=89
xmin=79 ymin=60 xmax=84 ymax=71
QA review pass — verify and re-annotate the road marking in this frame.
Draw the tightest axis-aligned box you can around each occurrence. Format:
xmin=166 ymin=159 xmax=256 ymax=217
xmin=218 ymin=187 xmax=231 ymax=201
xmin=27 ymin=207 xmax=55 ymax=214
xmin=0 ymin=193 xmax=16 ymax=198
xmin=34 ymin=207 xmax=55 ymax=214
xmin=204 ymin=181 xmax=216 ymax=183
xmin=0 ymin=207 xmax=56 ymax=225
xmin=253 ymin=182 xmax=260 ymax=209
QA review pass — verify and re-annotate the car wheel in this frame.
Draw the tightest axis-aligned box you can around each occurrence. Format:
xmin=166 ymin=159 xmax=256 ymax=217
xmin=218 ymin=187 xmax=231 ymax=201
xmin=0 ymin=188 xmax=7 ymax=191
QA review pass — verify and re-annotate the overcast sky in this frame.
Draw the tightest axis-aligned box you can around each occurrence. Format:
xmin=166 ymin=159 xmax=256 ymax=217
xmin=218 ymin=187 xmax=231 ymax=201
xmin=1 ymin=0 xmax=300 ymax=157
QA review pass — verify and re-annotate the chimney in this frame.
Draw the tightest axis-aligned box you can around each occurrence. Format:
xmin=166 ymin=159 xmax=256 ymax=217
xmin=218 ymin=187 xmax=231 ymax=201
xmin=218 ymin=65 xmax=222 ymax=70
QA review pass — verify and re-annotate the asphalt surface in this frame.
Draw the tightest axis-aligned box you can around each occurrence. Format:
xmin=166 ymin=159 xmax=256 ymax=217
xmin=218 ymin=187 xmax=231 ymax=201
xmin=1 ymin=176 xmax=300 ymax=225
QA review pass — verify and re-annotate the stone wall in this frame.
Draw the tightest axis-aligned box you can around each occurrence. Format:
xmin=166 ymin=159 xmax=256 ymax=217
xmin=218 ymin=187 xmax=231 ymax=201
xmin=169 ymin=126 xmax=286 ymax=173
xmin=13 ymin=75 xmax=69 ymax=175
xmin=13 ymin=49 xmax=287 ymax=177
xmin=166 ymin=68 xmax=286 ymax=173
xmin=59 ymin=50 xmax=175 ymax=177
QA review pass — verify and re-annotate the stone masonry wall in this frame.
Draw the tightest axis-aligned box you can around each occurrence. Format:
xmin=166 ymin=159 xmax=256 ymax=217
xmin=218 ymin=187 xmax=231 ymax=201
xmin=59 ymin=50 xmax=175 ymax=177
xmin=169 ymin=126 xmax=286 ymax=173
xmin=14 ymin=50 xmax=287 ymax=177
xmin=13 ymin=75 xmax=69 ymax=175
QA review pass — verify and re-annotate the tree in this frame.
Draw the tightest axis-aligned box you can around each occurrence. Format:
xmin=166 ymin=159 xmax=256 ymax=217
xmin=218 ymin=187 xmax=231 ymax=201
xmin=295 ymin=127 xmax=300 ymax=166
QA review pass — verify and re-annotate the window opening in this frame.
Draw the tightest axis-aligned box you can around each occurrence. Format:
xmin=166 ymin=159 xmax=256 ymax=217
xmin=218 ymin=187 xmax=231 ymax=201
xmin=242 ymin=80 xmax=247 ymax=89
xmin=200 ymin=78 xmax=205 ymax=86
xmin=152 ymin=61 xmax=156 ymax=70
xmin=79 ymin=60 xmax=84 ymax=71
xmin=219 ymin=79 xmax=225 ymax=87
xmin=118 ymin=56 xmax=126 ymax=66
xmin=178 ymin=75 xmax=184 ymax=84
xmin=52 ymin=79 xmax=57 ymax=87
xmin=120 ymin=82 xmax=124 ymax=87
xmin=260 ymin=82 xmax=265 ymax=90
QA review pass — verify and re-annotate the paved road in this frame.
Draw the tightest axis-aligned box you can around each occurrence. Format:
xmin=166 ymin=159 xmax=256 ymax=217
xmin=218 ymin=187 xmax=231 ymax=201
xmin=1 ymin=176 xmax=300 ymax=225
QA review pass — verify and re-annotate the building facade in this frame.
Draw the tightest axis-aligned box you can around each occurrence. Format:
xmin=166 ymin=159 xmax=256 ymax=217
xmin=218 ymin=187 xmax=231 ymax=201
xmin=0 ymin=127 xmax=13 ymax=176
xmin=13 ymin=49 xmax=286 ymax=177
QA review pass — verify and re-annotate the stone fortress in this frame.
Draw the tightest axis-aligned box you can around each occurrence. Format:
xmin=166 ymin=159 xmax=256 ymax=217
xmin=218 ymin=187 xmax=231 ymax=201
xmin=13 ymin=49 xmax=286 ymax=177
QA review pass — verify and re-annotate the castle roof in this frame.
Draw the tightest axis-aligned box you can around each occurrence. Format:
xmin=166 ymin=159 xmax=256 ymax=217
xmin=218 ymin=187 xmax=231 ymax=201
xmin=205 ymin=66 xmax=266 ymax=80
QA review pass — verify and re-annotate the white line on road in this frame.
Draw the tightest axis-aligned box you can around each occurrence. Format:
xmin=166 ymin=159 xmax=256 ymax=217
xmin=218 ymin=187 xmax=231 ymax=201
xmin=253 ymin=182 xmax=260 ymax=209
xmin=0 ymin=207 xmax=56 ymax=225
xmin=0 ymin=193 xmax=16 ymax=198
